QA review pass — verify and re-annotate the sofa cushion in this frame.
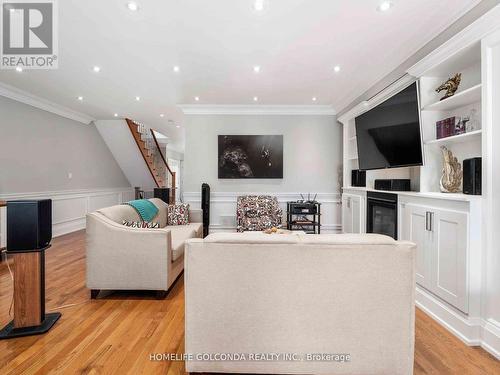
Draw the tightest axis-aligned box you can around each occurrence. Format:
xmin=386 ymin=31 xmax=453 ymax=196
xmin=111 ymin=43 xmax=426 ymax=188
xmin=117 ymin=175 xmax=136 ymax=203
xmin=122 ymin=220 xmax=160 ymax=229
xmin=204 ymin=232 xmax=300 ymax=244
xmin=148 ymin=198 xmax=168 ymax=227
xmin=168 ymin=203 xmax=190 ymax=226
xmin=98 ymin=204 xmax=141 ymax=224
xmin=97 ymin=198 xmax=168 ymax=227
xmin=185 ymin=222 xmax=203 ymax=238
xmin=167 ymin=225 xmax=197 ymax=262
xmin=297 ymin=233 xmax=396 ymax=245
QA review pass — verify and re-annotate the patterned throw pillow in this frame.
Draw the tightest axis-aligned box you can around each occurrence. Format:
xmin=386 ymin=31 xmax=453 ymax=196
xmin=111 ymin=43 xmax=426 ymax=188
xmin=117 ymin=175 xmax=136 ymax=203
xmin=168 ymin=203 xmax=190 ymax=226
xmin=122 ymin=220 xmax=160 ymax=229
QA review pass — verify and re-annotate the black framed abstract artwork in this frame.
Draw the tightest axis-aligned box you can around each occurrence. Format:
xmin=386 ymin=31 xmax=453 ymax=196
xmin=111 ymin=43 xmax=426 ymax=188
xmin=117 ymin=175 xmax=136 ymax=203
xmin=218 ymin=135 xmax=283 ymax=179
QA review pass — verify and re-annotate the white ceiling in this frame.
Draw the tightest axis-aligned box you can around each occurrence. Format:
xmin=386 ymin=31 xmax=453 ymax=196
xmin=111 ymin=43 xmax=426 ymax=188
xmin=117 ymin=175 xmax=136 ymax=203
xmin=0 ymin=0 xmax=481 ymax=150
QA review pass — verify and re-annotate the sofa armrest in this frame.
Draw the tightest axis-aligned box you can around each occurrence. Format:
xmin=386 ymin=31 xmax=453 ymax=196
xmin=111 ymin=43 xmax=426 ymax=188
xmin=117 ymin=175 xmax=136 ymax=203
xmin=86 ymin=212 xmax=172 ymax=290
xmin=189 ymin=208 xmax=203 ymax=223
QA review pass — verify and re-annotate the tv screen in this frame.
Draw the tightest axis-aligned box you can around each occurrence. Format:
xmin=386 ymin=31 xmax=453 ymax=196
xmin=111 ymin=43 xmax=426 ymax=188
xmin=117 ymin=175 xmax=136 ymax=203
xmin=355 ymin=82 xmax=423 ymax=170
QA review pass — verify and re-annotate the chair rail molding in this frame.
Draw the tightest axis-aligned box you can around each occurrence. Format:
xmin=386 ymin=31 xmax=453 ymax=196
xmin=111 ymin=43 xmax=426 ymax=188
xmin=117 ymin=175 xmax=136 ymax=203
xmin=0 ymin=188 xmax=134 ymax=248
xmin=183 ymin=191 xmax=342 ymax=234
xmin=0 ymin=82 xmax=94 ymax=125
xmin=178 ymin=105 xmax=336 ymax=116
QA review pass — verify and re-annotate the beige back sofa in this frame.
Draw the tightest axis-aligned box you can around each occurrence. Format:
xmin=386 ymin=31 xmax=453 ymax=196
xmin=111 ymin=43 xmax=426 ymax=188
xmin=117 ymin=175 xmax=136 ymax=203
xmin=86 ymin=198 xmax=202 ymax=297
xmin=185 ymin=232 xmax=416 ymax=375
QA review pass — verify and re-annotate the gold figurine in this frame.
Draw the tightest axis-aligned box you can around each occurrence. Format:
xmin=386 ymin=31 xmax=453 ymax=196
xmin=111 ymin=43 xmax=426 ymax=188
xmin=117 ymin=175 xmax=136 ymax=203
xmin=436 ymin=73 xmax=462 ymax=101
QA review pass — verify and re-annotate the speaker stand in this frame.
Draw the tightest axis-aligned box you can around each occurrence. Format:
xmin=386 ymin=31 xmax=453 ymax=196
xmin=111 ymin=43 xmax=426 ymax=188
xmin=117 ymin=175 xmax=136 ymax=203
xmin=0 ymin=246 xmax=61 ymax=340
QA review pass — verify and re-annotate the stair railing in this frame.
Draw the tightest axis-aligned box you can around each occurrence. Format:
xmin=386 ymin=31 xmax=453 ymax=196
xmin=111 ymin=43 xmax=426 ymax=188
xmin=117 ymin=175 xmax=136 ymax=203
xmin=150 ymin=130 xmax=176 ymax=204
xmin=125 ymin=118 xmax=176 ymax=204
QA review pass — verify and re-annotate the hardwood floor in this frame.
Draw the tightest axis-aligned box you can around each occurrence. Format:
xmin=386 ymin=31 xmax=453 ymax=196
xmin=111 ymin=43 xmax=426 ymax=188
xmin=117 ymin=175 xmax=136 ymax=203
xmin=0 ymin=231 xmax=498 ymax=374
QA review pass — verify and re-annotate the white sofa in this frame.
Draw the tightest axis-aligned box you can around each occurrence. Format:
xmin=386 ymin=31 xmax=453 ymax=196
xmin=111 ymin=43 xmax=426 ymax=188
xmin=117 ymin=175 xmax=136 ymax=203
xmin=86 ymin=198 xmax=202 ymax=298
xmin=185 ymin=232 xmax=416 ymax=375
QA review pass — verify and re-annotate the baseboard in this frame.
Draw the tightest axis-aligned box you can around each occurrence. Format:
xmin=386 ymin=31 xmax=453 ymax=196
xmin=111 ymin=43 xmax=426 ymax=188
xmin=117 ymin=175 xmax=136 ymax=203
xmin=481 ymin=319 xmax=500 ymax=359
xmin=0 ymin=187 xmax=134 ymax=246
xmin=416 ymin=286 xmax=500 ymax=359
xmin=52 ymin=217 xmax=87 ymax=237
xmin=416 ymin=286 xmax=481 ymax=345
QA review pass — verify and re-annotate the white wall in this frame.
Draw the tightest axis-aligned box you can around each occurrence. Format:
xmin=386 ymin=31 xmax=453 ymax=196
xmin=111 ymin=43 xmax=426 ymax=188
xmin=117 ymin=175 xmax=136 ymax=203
xmin=0 ymin=96 xmax=132 ymax=248
xmin=94 ymin=120 xmax=156 ymax=190
xmin=0 ymin=96 xmax=130 ymax=193
xmin=183 ymin=114 xmax=342 ymax=232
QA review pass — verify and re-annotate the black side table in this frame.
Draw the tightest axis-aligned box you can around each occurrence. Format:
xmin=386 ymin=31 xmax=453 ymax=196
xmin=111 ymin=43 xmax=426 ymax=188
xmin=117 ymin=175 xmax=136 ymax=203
xmin=286 ymin=202 xmax=321 ymax=234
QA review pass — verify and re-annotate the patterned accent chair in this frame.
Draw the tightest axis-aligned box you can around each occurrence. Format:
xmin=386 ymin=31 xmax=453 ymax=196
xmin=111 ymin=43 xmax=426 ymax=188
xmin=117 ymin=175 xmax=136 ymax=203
xmin=236 ymin=195 xmax=283 ymax=232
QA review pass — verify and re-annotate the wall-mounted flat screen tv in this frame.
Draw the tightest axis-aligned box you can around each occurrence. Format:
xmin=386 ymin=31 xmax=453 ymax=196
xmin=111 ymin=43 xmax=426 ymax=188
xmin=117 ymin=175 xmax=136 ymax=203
xmin=355 ymin=82 xmax=423 ymax=170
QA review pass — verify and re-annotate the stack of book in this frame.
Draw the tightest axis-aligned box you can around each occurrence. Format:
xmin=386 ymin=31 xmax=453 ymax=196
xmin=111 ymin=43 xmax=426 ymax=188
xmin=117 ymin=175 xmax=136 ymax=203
xmin=436 ymin=116 xmax=465 ymax=139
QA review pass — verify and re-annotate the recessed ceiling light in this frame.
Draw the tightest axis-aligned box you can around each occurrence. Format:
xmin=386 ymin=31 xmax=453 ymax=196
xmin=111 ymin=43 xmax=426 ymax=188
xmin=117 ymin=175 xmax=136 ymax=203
xmin=77 ymin=96 xmax=83 ymax=101
xmin=127 ymin=2 xmax=139 ymax=11
xmin=334 ymin=65 xmax=341 ymax=73
xmin=93 ymin=66 xmax=101 ymax=73
xmin=253 ymin=96 xmax=259 ymax=102
xmin=135 ymin=96 xmax=140 ymax=101
xmin=160 ymin=114 xmax=164 ymax=117
xmin=15 ymin=66 xmax=23 ymax=72
xmin=377 ymin=1 xmax=393 ymax=12
xmin=312 ymin=97 xmax=317 ymax=102
xmin=253 ymin=65 xmax=261 ymax=73
xmin=194 ymin=96 xmax=200 ymax=101
xmin=254 ymin=0 xmax=265 ymax=11
xmin=114 ymin=113 xmax=118 ymax=117
xmin=173 ymin=66 xmax=180 ymax=73
xmin=176 ymin=125 xmax=180 ymax=128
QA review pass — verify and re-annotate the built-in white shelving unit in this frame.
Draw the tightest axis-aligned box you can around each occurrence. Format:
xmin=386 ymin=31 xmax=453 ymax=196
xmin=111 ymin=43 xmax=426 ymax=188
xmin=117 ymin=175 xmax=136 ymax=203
xmin=339 ymin=8 xmax=500 ymax=358
xmin=418 ymin=40 xmax=482 ymax=193
xmin=422 ymin=83 xmax=481 ymax=111
xmin=425 ymin=129 xmax=482 ymax=145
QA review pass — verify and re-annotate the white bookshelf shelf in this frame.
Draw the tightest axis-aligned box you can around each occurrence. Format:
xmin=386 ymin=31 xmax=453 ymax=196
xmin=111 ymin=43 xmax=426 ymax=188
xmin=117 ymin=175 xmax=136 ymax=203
xmin=425 ymin=129 xmax=482 ymax=146
xmin=422 ymin=84 xmax=482 ymax=112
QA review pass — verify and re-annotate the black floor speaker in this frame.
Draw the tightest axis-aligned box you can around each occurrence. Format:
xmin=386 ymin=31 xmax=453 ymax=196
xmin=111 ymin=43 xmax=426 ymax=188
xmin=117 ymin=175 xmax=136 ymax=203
xmin=7 ymin=199 xmax=52 ymax=252
xmin=201 ymin=183 xmax=210 ymax=237
xmin=154 ymin=188 xmax=171 ymax=204
xmin=463 ymin=157 xmax=481 ymax=195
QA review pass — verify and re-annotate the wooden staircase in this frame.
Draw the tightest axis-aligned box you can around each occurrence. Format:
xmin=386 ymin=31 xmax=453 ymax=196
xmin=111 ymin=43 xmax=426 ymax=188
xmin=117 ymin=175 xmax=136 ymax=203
xmin=125 ymin=118 xmax=176 ymax=203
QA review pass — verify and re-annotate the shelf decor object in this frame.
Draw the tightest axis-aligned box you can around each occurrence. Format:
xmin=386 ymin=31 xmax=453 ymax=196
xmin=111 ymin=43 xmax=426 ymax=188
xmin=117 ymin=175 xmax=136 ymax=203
xmin=440 ymin=146 xmax=462 ymax=193
xmin=422 ymin=84 xmax=481 ymax=112
xmin=436 ymin=73 xmax=462 ymax=101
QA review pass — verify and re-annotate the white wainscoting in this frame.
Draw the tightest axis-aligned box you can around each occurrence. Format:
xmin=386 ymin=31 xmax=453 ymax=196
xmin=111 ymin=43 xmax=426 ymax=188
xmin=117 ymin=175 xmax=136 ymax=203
xmin=0 ymin=188 xmax=134 ymax=248
xmin=183 ymin=192 xmax=342 ymax=233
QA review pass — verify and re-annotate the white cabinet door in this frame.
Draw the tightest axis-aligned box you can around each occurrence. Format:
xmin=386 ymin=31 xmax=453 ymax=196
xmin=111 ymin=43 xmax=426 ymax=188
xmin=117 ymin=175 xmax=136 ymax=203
xmin=351 ymin=195 xmax=362 ymax=233
xmin=342 ymin=195 xmax=353 ymax=233
xmin=431 ymin=208 xmax=468 ymax=313
xmin=342 ymin=194 xmax=364 ymax=234
xmin=401 ymin=204 xmax=432 ymax=289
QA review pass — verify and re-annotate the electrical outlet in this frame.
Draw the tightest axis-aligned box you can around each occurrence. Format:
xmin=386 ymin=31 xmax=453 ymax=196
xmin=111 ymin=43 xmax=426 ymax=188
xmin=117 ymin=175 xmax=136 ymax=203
xmin=68 ymin=172 xmax=73 ymax=179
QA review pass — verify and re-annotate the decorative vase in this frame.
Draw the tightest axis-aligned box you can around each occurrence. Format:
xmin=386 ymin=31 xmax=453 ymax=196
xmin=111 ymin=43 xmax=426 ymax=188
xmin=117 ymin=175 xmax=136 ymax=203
xmin=440 ymin=146 xmax=462 ymax=193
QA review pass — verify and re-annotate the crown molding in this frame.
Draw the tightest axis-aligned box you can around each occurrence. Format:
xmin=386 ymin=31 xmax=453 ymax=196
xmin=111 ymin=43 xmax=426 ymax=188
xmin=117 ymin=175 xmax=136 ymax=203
xmin=0 ymin=81 xmax=95 ymax=124
xmin=178 ymin=104 xmax=336 ymax=116
xmin=407 ymin=5 xmax=500 ymax=78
